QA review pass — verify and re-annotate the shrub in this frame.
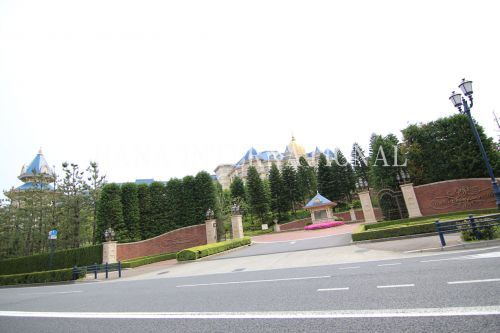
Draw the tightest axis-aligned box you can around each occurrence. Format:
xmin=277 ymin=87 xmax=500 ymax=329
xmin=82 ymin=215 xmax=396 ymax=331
xmin=352 ymin=223 xmax=435 ymax=241
xmin=121 ymin=252 xmax=177 ymax=269
xmin=0 ymin=268 xmax=85 ymax=286
xmin=0 ymin=245 xmax=103 ymax=275
xmin=177 ymin=237 xmax=251 ymax=261
xmin=304 ymin=221 xmax=344 ymax=230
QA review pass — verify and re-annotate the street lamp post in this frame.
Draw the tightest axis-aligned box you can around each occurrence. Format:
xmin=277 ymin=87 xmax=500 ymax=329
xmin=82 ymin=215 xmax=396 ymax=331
xmin=449 ymin=79 xmax=500 ymax=209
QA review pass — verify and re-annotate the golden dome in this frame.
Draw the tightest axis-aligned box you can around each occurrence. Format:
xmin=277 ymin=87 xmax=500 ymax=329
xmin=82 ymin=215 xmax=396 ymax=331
xmin=287 ymin=136 xmax=306 ymax=158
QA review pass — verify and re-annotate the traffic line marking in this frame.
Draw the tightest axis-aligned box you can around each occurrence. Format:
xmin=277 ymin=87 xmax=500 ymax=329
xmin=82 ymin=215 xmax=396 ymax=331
xmin=2 ymin=306 xmax=500 ymax=319
xmin=447 ymin=278 xmax=500 ymax=285
xmin=339 ymin=266 xmax=360 ymax=270
xmin=317 ymin=287 xmax=349 ymax=292
xmin=377 ymin=284 xmax=415 ymax=289
xmin=20 ymin=291 xmax=83 ymax=296
xmin=176 ymin=275 xmax=331 ymax=288
xmin=377 ymin=263 xmax=401 ymax=267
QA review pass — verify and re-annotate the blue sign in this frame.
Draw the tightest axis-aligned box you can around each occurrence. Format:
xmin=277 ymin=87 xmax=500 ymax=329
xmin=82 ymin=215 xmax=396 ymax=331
xmin=48 ymin=229 xmax=58 ymax=240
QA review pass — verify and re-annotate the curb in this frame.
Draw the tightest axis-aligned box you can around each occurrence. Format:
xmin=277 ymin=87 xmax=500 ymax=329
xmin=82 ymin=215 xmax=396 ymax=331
xmin=353 ymin=232 xmax=439 ymax=244
xmin=406 ymin=239 xmax=500 ymax=253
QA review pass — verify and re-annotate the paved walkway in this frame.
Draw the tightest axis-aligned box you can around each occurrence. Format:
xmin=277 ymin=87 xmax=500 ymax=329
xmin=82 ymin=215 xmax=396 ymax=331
xmin=252 ymin=222 xmax=362 ymax=243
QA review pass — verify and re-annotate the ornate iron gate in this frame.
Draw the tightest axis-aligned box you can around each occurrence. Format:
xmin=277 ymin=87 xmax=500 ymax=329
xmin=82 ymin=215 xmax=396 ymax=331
xmin=377 ymin=189 xmax=408 ymax=220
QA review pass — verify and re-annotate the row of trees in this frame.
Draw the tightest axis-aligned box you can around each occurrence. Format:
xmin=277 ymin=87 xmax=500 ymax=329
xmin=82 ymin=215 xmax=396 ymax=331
xmin=0 ymin=162 xmax=106 ymax=259
xmin=95 ymin=171 xmax=216 ymax=243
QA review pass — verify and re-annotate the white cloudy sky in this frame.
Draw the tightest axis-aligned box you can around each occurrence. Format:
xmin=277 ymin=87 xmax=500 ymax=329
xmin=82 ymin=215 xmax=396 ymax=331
xmin=1 ymin=0 xmax=499 ymax=194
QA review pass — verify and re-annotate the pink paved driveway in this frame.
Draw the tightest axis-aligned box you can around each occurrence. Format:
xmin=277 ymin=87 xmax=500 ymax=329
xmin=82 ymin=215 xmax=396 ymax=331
xmin=252 ymin=222 xmax=363 ymax=243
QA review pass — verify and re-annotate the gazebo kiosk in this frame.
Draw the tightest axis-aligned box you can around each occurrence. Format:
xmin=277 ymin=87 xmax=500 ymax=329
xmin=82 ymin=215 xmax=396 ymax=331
xmin=304 ymin=192 xmax=337 ymax=224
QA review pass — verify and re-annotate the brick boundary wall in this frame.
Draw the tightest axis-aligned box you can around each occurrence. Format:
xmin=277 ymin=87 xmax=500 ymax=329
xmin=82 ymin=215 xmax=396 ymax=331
xmin=333 ymin=208 xmax=382 ymax=222
xmin=117 ymin=224 xmax=207 ymax=261
xmin=280 ymin=218 xmax=311 ymax=231
xmin=414 ymin=178 xmax=497 ymax=216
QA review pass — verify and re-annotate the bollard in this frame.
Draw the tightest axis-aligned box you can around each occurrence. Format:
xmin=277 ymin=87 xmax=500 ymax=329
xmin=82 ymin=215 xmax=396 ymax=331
xmin=118 ymin=261 xmax=122 ymax=278
xmin=435 ymin=220 xmax=446 ymax=247
xmin=72 ymin=266 xmax=78 ymax=280
xmin=468 ymin=215 xmax=482 ymax=240
xmin=105 ymin=262 xmax=109 ymax=279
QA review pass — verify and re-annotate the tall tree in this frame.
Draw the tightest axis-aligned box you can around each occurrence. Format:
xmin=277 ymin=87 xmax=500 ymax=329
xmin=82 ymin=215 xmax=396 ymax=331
xmin=281 ymin=163 xmax=299 ymax=212
xmin=332 ymin=150 xmax=356 ymax=203
xmin=246 ymin=166 xmax=269 ymax=224
xmin=58 ymin=163 xmax=88 ymax=248
xmin=182 ymin=176 xmax=198 ymax=229
xmin=96 ymin=183 xmax=124 ymax=243
xmin=297 ymin=157 xmax=317 ymax=203
xmin=317 ymin=154 xmax=335 ymax=200
xmin=149 ymin=182 xmax=167 ymax=235
xmin=230 ymin=176 xmax=246 ymax=203
xmin=137 ymin=184 xmax=153 ymax=240
xmin=268 ymin=163 xmax=287 ymax=219
xmin=120 ymin=183 xmax=140 ymax=242
xmin=402 ymin=114 xmax=500 ymax=185
xmin=85 ymin=162 xmax=106 ymax=244
xmin=164 ymin=178 xmax=184 ymax=232
xmin=351 ymin=143 xmax=370 ymax=183
xmin=194 ymin=171 xmax=217 ymax=223
xmin=368 ymin=134 xmax=402 ymax=189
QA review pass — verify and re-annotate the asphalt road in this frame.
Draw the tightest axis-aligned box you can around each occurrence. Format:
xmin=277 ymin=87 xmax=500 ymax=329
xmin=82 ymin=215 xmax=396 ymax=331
xmin=214 ymin=233 xmax=353 ymax=259
xmin=1 ymin=247 xmax=500 ymax=332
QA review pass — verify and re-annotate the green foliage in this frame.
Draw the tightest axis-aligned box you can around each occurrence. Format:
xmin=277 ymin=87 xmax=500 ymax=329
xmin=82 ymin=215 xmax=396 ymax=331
xmin=164 ymin=178 xmax=184 ymax=231
xmin=351 ymin=142 xmax=370 ymax=184
xmin=368 ymin=133 xmax=403 ymax=190
xmin=246 ymin=166 xmax=269 ymax=223
xmin=96 ymin=183 xmax=124 ymax=243
xmin=402 ymin=114 xmax=500 ymax=185
xmin=352 ymin=223 xmax=435 ymax=241
xmin=297 ymin=157 xmax=317 ymax=204
xmin=194 ymin=171 xmax=217 ymax=223
xmin=317 ymin=154 xmax=335 ymax=201
xmin=331 ymin=150 xmax=356 ymax=204
xmin=282 ymin=163 xmax=300 ymax=212
xmin=137 ymin=184 xmax=153 ymax=240
xmin=85 ymin=162 xmax=106 ymax=245
xmin=268 ymin=163 xmax=288 ymax=219
xmin=121 ymin=252 xmax=177 ymax=268
xmin=0 ymin=245 xmax=102 ymax=275
xmin=230 ymin=176 xmax=246 ymax=202
xmin=149 ymin=182 xmax=168 ymax=235
xmin=176 ymin=237 xmax=251 ymax=261
xmin=121 ymin=183 xmax=140 ymax=242
xmin=0 ymin=268 xmax=85 ymax=286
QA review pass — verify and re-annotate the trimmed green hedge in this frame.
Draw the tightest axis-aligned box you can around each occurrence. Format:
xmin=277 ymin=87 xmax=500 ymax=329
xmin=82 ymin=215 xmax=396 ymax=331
xmin=0 ymin=245 xmax=103 ymax=275
xmin=177 ymin=237 xmax=251 ymax=261
xmin=352 ymin=223 xmax=436 ymax=241
xmin=121 ymin=252 xmax=177 ymax=269
xmin=0 ymin=268 xmax=85 ymax=286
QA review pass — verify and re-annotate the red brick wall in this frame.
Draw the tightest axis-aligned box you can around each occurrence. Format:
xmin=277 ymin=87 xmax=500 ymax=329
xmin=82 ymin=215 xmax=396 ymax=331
xmin=280 ymin=218 xmax=311 ymax=231
xmin=117 ymin=224 xmax=207 ymax=261
xmin=414 ymin=178 xmax=496 ymax=216
xmin=333 ymin=208 xmax=382 ymax=222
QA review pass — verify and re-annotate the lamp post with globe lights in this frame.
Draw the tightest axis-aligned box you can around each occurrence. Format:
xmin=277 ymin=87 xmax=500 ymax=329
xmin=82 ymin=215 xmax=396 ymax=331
xmin=449 ymin=79 xmax=500 ymax=209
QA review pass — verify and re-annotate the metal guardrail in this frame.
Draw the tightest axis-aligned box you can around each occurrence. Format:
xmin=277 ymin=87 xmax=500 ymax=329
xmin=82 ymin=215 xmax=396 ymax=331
xmin=72 ymin=262 xmax=122 ymax=280
xmin=435 ymin=213 xmax=500 ymax=246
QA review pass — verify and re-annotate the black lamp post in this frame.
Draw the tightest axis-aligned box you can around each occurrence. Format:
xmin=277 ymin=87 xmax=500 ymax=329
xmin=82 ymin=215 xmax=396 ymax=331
xmin=449 ymin=79 xmax=500 ymax=209
xmin=355 ymin=178 xmax=369 ymax=192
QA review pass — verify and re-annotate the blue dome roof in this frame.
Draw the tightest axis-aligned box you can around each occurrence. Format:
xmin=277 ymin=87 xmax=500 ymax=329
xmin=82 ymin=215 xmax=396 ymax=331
xmin=16 ymin=182 xmax=54 ymax=191
xmin=19 ymin=150 xmax=55 ymax=180
xmin=304 ymin=192 xmax=334 ymax=209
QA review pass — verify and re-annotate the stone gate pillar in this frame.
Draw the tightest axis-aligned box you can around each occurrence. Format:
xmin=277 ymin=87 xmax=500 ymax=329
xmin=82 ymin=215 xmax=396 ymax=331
xmin=349 ymin=208 xmax=357 ymax=222
xmin=400 ymin=183 xmax=422 ymax=218
xmin=231 ymin=215 xmax=244 ymax=239
xmin=205 ymin=219 xmax=218 ymax=244
xmin=102 ymin=241 xmax=117 ymax=264
xmin=359 ymin=190 xmax=377 ymax=223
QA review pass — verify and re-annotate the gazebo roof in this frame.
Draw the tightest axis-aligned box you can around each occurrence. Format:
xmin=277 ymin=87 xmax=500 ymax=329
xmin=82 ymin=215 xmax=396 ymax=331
xmin=304 ymin=192 xmax=336 ymax=210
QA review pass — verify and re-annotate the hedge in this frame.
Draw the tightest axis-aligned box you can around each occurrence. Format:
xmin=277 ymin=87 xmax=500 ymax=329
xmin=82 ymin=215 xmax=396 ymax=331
xmin=0 ymin=268 xmax=85 ymax=286
xmin=0 ymin=245 xmax=103 ymax=275
xmin=121 ymin=252 xmax=177 ymax=269
xmin=352 ymin=223 xmax=436 ymax=241
xmin=177 ymin=237 xmax=251 ymax=261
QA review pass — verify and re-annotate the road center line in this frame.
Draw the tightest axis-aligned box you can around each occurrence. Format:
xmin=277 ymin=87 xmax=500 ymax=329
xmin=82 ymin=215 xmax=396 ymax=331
xmin=339 ymin=266 xmax=360 ymax=270
xmin=447 ymin=278 xmax=500 ymax=285
xmin=377 ymin=263 xmax=401 ymax=267
xmin=377 ymin=284 xmax=415 ymax=289
xmin=20 ymin=291 xmax=83 ymax=296
xmin=176 ymin=275 xmax=331 ymax=288
xmin=2 ymin=306 xmax=500 ymax=319
xmin=317 ymin=287 xmax=349 ymax=292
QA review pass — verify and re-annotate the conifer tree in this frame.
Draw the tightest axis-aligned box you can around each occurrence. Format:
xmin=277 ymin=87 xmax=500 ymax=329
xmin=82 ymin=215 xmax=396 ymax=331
xmin=230 ymin=176 xmax=246 ymax=203
xmin=149 ymin=182 xmax=167 ymax=236
xmin=246 ymin=166 xmax=269 ymax=224
xmin=317 ymin=154 xmax=335 ymax=200
xmin=96 ymin=183 xmax=124 ymax=243
xmin=268 ymin=163 xmax=287 ymax=219
xmin=120 ymin=183 xmax=140 ymax=241
xmin=297 ymin=157 xmax=317 ymax=203
xmin=281 ymin=163 xmax=299 ymax=212
xmin=137 ymin=183 xmax=153 ymax=240
xmin=164 ymin=178 xmax=184 ymax=231
xmin=194 ymin=171 xmax=217 ymax=223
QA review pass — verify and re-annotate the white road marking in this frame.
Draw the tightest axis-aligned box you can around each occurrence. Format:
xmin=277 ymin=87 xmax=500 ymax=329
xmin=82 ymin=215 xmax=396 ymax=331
xmin=317 ymin=287 xmax=349 ymax=292
xmin=377 ymin=263 xmax=401 ymax=267
xmin=20 ymin=291 xmax=83 ymax=296
xmin=289 ymin=241 xmax=296 ymax=245
xmin=176 ymin=275 xmax=331 ymax=288
xmin=252 ymin=232 xmax=351 ymax=244
xmin=421 ymin=251 xmax=500 ymax=263
xmin=447 ymin=278 xmax=500 ymax=285
xmin=377 ymin=284 xmax=415 ymax=289
xmin=339 ymin=266 xmax=360 ymax=270
xmin=420 ymin=258 xmax=461 ymax=263
xmin=1 ymin=306 xmax=500 ymax=319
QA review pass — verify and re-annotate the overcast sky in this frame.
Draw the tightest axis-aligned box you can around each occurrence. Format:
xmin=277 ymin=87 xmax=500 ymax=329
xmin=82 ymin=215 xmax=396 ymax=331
xmin=1 ymin=0 xmax=499 ymax=195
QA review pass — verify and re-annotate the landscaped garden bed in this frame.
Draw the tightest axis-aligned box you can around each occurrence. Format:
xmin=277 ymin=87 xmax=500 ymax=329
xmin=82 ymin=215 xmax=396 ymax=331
xmin=304 ymin=221 xmax=344 ymax=230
